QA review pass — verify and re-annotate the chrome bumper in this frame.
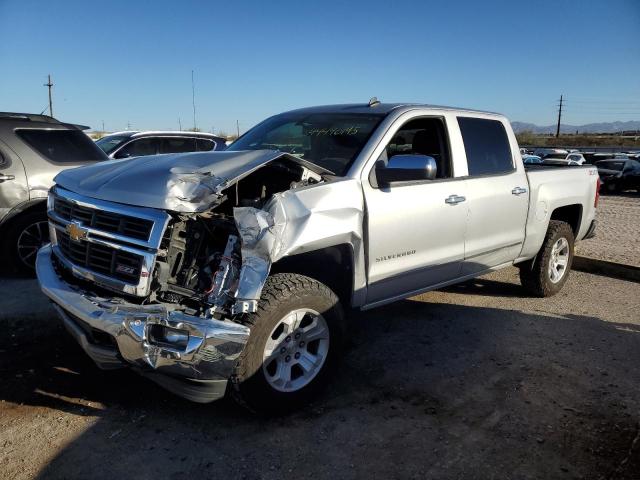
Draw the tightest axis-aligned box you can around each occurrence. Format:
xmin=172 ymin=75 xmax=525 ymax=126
xmin=36 ymin=244 xmax=250 ymax=403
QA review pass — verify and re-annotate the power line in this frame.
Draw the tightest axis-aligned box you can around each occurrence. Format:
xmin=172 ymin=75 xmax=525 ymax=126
xmin=556 ymin=94 xmax=563 ymax=138
xmin=43 ymin=74 xmax=53 ymax=117
xmin=191 ymin=70 xmax=197 ymax=131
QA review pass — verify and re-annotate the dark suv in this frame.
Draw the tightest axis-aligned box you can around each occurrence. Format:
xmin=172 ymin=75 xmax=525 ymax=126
xmin=0 ymin=112 xmax=107 ymax=273
xmin=96 ymin=131 xmax=227 ymax=159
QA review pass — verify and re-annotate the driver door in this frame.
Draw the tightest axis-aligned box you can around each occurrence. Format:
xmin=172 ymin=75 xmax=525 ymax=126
xmin=362 ymin=115 xmax=468 ymax=306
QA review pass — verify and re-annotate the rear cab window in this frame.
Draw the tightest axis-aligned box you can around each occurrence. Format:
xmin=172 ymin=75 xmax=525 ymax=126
xmin=16 ymin=129 xmax=106 ymax=163
xmin=457 ymin=117 xmax=514 ymax=176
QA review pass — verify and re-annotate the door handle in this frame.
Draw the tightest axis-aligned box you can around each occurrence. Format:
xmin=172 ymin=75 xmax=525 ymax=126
xmin=445 ymin=194 xmax=466 ymax=205
xmin=511 ymin=187 xmax=527 ymax=196
xmin=0 ymin=174 xmax=15 ymax=182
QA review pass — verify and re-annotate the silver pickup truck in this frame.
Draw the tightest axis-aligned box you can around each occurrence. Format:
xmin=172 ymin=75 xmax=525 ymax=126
xmin=36 ymin=103 xmax=599 ymax=412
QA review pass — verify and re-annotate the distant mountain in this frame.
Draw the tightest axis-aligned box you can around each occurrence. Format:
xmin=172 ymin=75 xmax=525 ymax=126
xmin=511 ymin=120 xmax=640 ymax=134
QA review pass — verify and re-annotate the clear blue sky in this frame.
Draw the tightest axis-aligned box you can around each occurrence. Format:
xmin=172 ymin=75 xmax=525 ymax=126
xmin=1 ymin=0 xmax=638 ymax=133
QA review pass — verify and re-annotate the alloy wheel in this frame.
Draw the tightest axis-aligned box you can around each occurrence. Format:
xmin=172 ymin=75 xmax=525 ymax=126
xmin=262 ymin=308 xmax=330 ymax=393
xmin=16 ymin=221 xmax=49 ymax=269
xmin=548 ymin=237 xmax=569 ymax=284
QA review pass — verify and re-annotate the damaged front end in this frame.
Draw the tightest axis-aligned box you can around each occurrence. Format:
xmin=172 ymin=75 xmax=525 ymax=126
xmin=37 ymin=150 xmax=348 ymax=402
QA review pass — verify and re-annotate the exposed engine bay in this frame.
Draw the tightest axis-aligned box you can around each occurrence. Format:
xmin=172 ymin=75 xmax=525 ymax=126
xmin=150 ymin=159 xmax=324 ymax=318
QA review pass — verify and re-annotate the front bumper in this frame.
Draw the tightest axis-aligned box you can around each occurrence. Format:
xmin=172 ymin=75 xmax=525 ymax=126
xmin=36 ymin=244 xmax=250 ymax=403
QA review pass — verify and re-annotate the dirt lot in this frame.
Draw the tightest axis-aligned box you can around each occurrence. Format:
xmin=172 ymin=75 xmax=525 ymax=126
xmin=1 ymin=265 xmax=639 ymax=480
xmin=576 ymin=193 xmax=640 ymax=267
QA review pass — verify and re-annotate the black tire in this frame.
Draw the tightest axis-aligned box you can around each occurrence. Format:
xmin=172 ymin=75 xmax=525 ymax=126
xmin=3 ymin=210 xmax=49 ymax=275
xmin=604 ymin=181 xmax=618 ymax=194
xmin=519 ymin=220 xmax=574 ymax=297
xmin=232 ymin=273 xmax=345 ymax=414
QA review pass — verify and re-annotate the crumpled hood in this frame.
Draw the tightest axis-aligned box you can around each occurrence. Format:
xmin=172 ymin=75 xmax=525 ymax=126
xmin=54 ymin=150 xmax=327 ymax=213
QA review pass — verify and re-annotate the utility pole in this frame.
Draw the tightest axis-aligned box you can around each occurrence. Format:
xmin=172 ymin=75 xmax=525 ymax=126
xmin=191 ymin=70 xmax=197 ymax=131
xmin=236 ymin=120 xmax=240 ymax=138
xmin=178 ymin=118 xmax=182 ymax=131
xmin=556 ymin=94 xmax=563 ymax=138
xmin=102 ymin=120 xmax=105 ymax=132
xmin=44 ymin=74 xmax=53 ymax=117
xmin=127 ymin=121 xmax=132 ymax=130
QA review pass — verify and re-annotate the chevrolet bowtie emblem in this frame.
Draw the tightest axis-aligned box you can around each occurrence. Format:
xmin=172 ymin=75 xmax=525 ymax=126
xmin=66 ymin=222 xmax=88 ymax=242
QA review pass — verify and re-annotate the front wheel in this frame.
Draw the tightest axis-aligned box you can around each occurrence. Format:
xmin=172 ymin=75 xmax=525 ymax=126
xmin=519 ymin=220 xmax=575 ymax=297
xmin=232 ymin=273 xmax=345 ymax=414
xmin=3 ymin=210 xmax=50 ymax=275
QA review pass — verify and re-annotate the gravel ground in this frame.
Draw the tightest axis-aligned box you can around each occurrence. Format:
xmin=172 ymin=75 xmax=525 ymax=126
xmin=576 ymin=193 xmax=640 ymax=267
xmin=1 ymin=268 xmax=639 ymax=480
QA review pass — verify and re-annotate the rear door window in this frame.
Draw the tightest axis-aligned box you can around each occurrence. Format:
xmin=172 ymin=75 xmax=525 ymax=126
xmin=160 ymin=137 xmax=197 ymax=154
xmin=196 ymin=138 xmax=216 ymax=151
xmin=16 ymin=129 xmax=106 ymax=163
xmin=457 ymin=117 xmax=514 ymax=176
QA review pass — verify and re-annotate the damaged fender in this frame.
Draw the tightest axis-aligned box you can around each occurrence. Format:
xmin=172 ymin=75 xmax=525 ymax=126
xmin=233 ymin=178 xmax=367 ymax=311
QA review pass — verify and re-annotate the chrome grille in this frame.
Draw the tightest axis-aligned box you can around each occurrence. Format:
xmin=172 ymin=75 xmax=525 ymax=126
xmin=54 ymin=195 xmax=153 ymax=241
xmin=48 ymin=187 xmax=170 ymax=297
xmin=56 ymin=230 xmax=143 ymax=284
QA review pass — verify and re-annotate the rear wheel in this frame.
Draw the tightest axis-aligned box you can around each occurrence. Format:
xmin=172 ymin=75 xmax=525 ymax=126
xmin=232 ymin=273 xmax=345 ymax=414
xmin=3 ymin=211 xmax=49 ymax=275
xmin=519 ymin=220 xmax=574 ymax=297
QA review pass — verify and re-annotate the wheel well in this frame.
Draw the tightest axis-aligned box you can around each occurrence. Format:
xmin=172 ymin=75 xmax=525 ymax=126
xmin=270 ymin=244 xmax=354 ymax=306
xmin=550 ymin=204 xmax=582 ymax=236
xmin=0 ymin=200 xmax=47 ymax=231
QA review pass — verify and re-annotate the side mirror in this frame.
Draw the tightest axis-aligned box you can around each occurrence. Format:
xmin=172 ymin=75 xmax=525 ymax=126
xmin=376 ymin=154 xmax=437 ymax=185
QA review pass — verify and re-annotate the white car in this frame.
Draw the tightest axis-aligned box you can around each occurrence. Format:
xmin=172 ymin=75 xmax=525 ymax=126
xmin=542 ymin=152 xmax=586 ymax=166
xmin=533 ymin=148 xmax=568 ymax=158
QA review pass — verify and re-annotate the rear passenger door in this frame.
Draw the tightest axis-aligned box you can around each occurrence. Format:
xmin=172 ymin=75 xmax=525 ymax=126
xmin=456 ymin=116 xmax=528 ymax=274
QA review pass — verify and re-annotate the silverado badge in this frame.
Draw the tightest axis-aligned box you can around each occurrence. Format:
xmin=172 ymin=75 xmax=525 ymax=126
xmin=66 ymin=222 xmax=88 ymax=242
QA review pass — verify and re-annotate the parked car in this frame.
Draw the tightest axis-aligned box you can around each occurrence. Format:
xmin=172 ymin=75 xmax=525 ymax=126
xmin=522 ymin=154 xmax=543 ymax=164
xmin=96 ymin=131 xmax=227 ymax=158
xmin=0 ymin=112 xmax=107 ymax=272
xmin=533 ymin=148 xmax=568 ymax=158
xmin=36 ymin=103 xmax=599 ymax=412
xmin=542 ymin=152 xmax=586 ymax=166
xmin=595 ymin=159 xmax=640 ymax=193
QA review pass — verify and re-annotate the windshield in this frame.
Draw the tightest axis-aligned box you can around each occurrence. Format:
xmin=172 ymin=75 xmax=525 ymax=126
xmin=96 ymin=135 xmax=132 ymax=154
xmin=597 ymin=160 xmax=625 ymax=171
xmin=226 ymin=112 xmax=385 ymax=176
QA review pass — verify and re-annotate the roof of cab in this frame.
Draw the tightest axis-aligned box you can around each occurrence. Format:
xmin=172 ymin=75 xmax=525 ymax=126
xmin=280 ymin=103 xmax=501 ymax=117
